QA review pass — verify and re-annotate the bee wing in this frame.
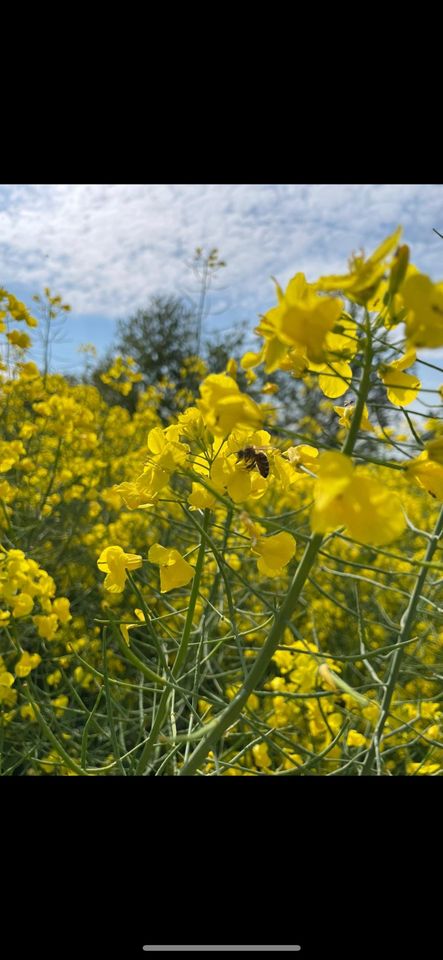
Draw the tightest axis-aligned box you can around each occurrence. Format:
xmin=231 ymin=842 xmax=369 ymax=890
xmin=256 ymin=445 xmax=279 ymax=455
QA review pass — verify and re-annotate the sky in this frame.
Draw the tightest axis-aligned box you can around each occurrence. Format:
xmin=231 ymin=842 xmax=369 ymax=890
xmin=1 ymin=183 xmax=443 ymax=377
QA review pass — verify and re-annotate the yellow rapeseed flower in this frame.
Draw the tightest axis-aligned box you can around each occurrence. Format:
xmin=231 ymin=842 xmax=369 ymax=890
xmin=52 ymin=695 xmax=69 ymax=717
xmin=311 ymin=452 xmax=405 ymax=545
xmin=401 ymin=271 xmax=443 ymax=348
xmin=210 ymin=448 xmax=267 ymax=504
xmin=284 ymin=444 xmax=319 ymax=471
xmin=316 ymin=227 xmax=402 ymax=305
xmin=252 ymin=742 xmax=272 ymax=769
xmin=15 ymin=651 xmax=42 ymax=677
xmin=188 ymin=483 xmax=217 ymax=510
xmin=347 ymin=730 xmax=367 ymax=748
xmin=6 ymin=329 xmax=32 ymax=349
xmin=424 ymin=436 xmax=443 ymax=464
xmin=378 ymin=348 xmax=421 ymax=406
xmin=0 ymin=670 xmax=16 ymax=706
xmin=148 ymin=544 xmax=195 ymax=593
xmin=406 ymin=761 xmax=440 ymax=775
xmin=251 ymin=531 xmax=296 ymax=578
xmin=120 ymin=608 xmax=145 ymax=646
xmin=261 ymin=382 xmax=279 ymax=395
xmin=333 ymin=402 xmax=374 ymax=432
xmin=405 ymin=452 xmax=443 ymax=500
xmin=97 ymin=545 xmax=143 ymax=593
xmin=52 ymin=597 xmax=72 ymax=624
xmin=258 ymin=273 xmax=343 ymax=364
xmin=33 ymin=614 xmax=59 ymax=641
xmin=197 ymin=373 xmax=264 ymax=435
xmin=11 ymin=593 xmax=34 ymax=618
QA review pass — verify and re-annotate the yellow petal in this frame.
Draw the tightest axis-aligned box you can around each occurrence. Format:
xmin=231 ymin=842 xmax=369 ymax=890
xmin=227 ymin=469 xmax=252 ymax=503
xmin=367 ymin=225 xmax=402 ymax=266
xmin=240 ymin=350 xmax=263 ymax=370
xmin=425 ymin=437 xmax=443 ymax=464
xmin=148 ymin=543 xmax=171 ymax=564
xmin=342 ymin=476 xmax=406 ymax=545
xmin=318 ymin=361 xmax=352 ymax=399
xmin=406 ymin=458 xmax=443 ymax=500
xmin=382 ymin=369 xmax=420 ymax=406
xmin=254 ymin=532 xmax=296 ymax=570
xmin=312 ymin=452 xmax=354 ymax=514
xmin=159 ymin=554 xmax=195 ymax=593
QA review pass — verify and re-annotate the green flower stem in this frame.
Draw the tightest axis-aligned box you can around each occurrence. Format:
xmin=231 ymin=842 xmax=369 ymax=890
xmin=178 ymin=531 xmax=324 ymax=775
xmin=25 ymin=678 xmax=90 ymax=777
xmin=342 ymin=309 xmax=373 ymax=457
xmin=102 ymin=627 xmax=127 ymax=775
xmin=38 ymin=435 xmax=63 ymax=518
xmin=109 ymin=617 xmax=167 ymax=686
xmin=125 ymin=570 xmax=169 ymax=672
xmin=361 ymin=503 xmax=443 ymax=775
xmin=181 ymin=504 xmax=244 ymax=669
xmin=170 ymin=509 xmax=210 ymax=677
xmin=135 ymin=508 xmax=210 ymax=775
xmin=81 ymin=687 xmax=104 ymax=769
xmin=179 ymin=314 xmax=375 ymax=776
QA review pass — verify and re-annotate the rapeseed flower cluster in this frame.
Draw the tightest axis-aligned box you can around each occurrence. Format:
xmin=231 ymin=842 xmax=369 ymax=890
xmin=1 ymin=229 xmax=443 ymax=776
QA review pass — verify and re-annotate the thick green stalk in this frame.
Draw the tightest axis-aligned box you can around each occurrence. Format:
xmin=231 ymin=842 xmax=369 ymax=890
xmin=135 ymin=509 xmax=209 ymax=775
xmin=179 ymin=318 xmax=374 ymax=776
xmin=342 ymin=310 xmax=372 ymax=456
xmin=179 ymin=532 xmax=324 ymax=775
xmin=361 ymin=503 xmax=443 ymax=775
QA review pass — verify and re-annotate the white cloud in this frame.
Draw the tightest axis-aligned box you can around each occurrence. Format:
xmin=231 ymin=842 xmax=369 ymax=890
xmin=0 ymin=183 xmax=442 ymax=325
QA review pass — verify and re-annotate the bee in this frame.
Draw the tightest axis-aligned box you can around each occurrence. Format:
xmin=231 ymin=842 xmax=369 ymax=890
xmin=236 ymin=445 xmax=270 ymax=478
